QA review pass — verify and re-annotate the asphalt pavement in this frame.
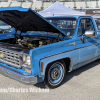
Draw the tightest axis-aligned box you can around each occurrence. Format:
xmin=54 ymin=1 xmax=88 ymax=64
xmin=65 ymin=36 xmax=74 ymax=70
xmin=0 ymin=59 xmax=100 ymax=100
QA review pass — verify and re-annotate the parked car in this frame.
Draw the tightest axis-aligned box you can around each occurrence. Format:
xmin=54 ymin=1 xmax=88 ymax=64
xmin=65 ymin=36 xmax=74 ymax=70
xmin=0 ymin=7 xmax=99 ymax=88
xmin=92 ymin=15 xmax=100 ymax=31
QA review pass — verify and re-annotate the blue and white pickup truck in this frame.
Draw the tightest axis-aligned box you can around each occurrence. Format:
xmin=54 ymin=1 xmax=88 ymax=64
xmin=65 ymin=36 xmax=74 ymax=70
xmin=0 ymin=20 xmax=15 ymax=40
xmin=0 ymin=20 xmax=30 ymax=40
xmin=0 ymin=7 xmax=99 ymax=88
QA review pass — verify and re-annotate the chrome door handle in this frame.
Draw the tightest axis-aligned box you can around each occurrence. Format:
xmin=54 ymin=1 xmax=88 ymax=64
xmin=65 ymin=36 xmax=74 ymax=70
xmin=69 ymin=42 xmax=76 ymax=45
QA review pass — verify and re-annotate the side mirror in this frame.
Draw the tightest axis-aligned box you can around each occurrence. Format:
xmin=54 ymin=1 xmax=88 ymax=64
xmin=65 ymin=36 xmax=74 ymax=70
xmin=85 ymin=30 xmax=95 ymax=37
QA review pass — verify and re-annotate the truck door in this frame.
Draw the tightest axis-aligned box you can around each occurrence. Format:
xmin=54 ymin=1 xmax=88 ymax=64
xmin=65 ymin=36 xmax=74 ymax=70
xmin=77 ymin=18 xmax=98 ymax=67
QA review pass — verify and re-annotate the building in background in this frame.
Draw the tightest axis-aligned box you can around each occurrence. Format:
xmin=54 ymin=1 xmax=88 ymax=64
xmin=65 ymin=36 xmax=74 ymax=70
xmin=0 ymin=0 xmax=100 ymax=15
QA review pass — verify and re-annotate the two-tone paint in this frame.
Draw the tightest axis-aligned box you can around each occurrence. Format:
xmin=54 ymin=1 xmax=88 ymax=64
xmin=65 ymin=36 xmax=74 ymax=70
xmin=0 ymin=7 xmax=99 ymax=84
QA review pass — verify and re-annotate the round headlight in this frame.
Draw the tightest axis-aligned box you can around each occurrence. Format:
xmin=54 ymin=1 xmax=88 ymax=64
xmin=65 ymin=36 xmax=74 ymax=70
xmin=26 ymin=56 xmax=31 ymax=66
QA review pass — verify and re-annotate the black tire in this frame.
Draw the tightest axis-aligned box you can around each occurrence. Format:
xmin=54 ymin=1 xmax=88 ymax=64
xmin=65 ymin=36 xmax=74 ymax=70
xmin=44 ymin=60 xmax=66 ymax=89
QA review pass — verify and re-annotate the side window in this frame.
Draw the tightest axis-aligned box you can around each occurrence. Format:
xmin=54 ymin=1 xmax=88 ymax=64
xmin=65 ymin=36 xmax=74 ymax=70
xmin=78 ymin=18 xmax=95 ymax=37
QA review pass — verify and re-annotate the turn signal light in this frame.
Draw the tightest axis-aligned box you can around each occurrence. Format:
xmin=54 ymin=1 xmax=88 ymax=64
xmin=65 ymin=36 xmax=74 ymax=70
xmin=41 ymin=62 xmax=43 ymax=72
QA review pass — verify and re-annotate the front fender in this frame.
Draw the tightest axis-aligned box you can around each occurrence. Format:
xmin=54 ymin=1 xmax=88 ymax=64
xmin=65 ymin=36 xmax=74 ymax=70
xmin=29 ymin=38 xmax=79 ymax=82
xmin=39 ymin=49 xmax=78 ymax=78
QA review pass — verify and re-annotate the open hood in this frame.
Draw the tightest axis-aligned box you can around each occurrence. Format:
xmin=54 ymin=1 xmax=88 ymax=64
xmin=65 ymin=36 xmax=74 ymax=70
xmin=0 ymin=7 xmax=66 ymax=36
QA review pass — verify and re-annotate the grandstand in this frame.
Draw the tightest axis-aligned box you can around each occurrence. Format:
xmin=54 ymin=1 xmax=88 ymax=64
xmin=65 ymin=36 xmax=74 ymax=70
xmin=0 ymin=0 xmax=100 ymax=14
xmin=31 ymin=1 xmax=42 ymax=10
xmin=22 ymin=1 xmax=32 ymax=8
xmin=10 ymin=1 xmax=22 ymax=6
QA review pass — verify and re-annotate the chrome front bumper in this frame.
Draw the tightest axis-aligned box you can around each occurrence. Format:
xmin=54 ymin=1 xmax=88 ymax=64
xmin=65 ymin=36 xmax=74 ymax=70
xmin=0 ymin=65 xmax=37 ymax=85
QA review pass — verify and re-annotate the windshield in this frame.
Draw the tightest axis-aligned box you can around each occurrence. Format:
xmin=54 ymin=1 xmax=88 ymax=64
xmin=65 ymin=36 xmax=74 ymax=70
xmin=46 ymin=17 xmax=77 ymax=37
xmin=0 ymin=20 xmax=13 ymax=33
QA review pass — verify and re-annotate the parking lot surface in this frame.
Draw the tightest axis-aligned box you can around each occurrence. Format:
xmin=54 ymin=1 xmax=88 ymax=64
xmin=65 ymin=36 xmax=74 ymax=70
xmin=0 ymin=59 xmax=100 ymax=100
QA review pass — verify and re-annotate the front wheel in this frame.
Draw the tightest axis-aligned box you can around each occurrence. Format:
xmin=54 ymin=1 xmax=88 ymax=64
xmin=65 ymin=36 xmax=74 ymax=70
xmin=44 ymin=61 xmax=66 ymax=89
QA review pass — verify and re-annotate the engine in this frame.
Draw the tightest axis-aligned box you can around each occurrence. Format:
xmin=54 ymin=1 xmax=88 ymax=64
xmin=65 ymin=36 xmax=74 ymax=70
xmin=18 ymin=37 xmax=43 ymax=48
xmin=0 ymin=36 xmax=58 ymax=49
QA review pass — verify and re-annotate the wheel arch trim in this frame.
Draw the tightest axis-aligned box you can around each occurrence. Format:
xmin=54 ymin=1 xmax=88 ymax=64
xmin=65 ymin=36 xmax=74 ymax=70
xmin=39 ymin=57 xmax=72 ymax=77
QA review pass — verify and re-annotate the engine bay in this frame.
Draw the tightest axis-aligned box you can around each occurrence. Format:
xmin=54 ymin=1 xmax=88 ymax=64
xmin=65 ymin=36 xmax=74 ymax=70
xmin=17 ymin=36 xmax=58 ymax=48
xmin=0 ymin=34 xmax=60 ymax=50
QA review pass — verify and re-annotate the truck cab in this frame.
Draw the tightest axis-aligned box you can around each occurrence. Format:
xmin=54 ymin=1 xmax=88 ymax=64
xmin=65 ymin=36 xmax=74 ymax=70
xmin=0 ymin=7 xmax=99 ymax=88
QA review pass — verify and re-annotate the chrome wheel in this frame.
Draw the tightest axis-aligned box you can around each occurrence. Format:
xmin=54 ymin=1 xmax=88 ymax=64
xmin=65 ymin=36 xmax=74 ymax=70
xmin=44 ymin=61 xmax=66 ymax=88
xmin=48 ymin=63 xmax=63 ymax=84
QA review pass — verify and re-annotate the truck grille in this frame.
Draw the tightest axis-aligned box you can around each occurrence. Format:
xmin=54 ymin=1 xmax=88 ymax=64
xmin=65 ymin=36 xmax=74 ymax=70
xmin=0 ymin=48 xmax=21 ymax=68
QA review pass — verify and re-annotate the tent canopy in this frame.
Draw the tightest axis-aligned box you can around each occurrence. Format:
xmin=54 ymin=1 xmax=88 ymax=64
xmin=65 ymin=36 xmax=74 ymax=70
xmin=38 ymin=2 xmax=85 ymax=17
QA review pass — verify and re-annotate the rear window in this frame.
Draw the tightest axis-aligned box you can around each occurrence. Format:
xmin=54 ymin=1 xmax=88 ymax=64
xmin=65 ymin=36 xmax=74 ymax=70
xmin=46 ymin=17 xmax=77 ymax=37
